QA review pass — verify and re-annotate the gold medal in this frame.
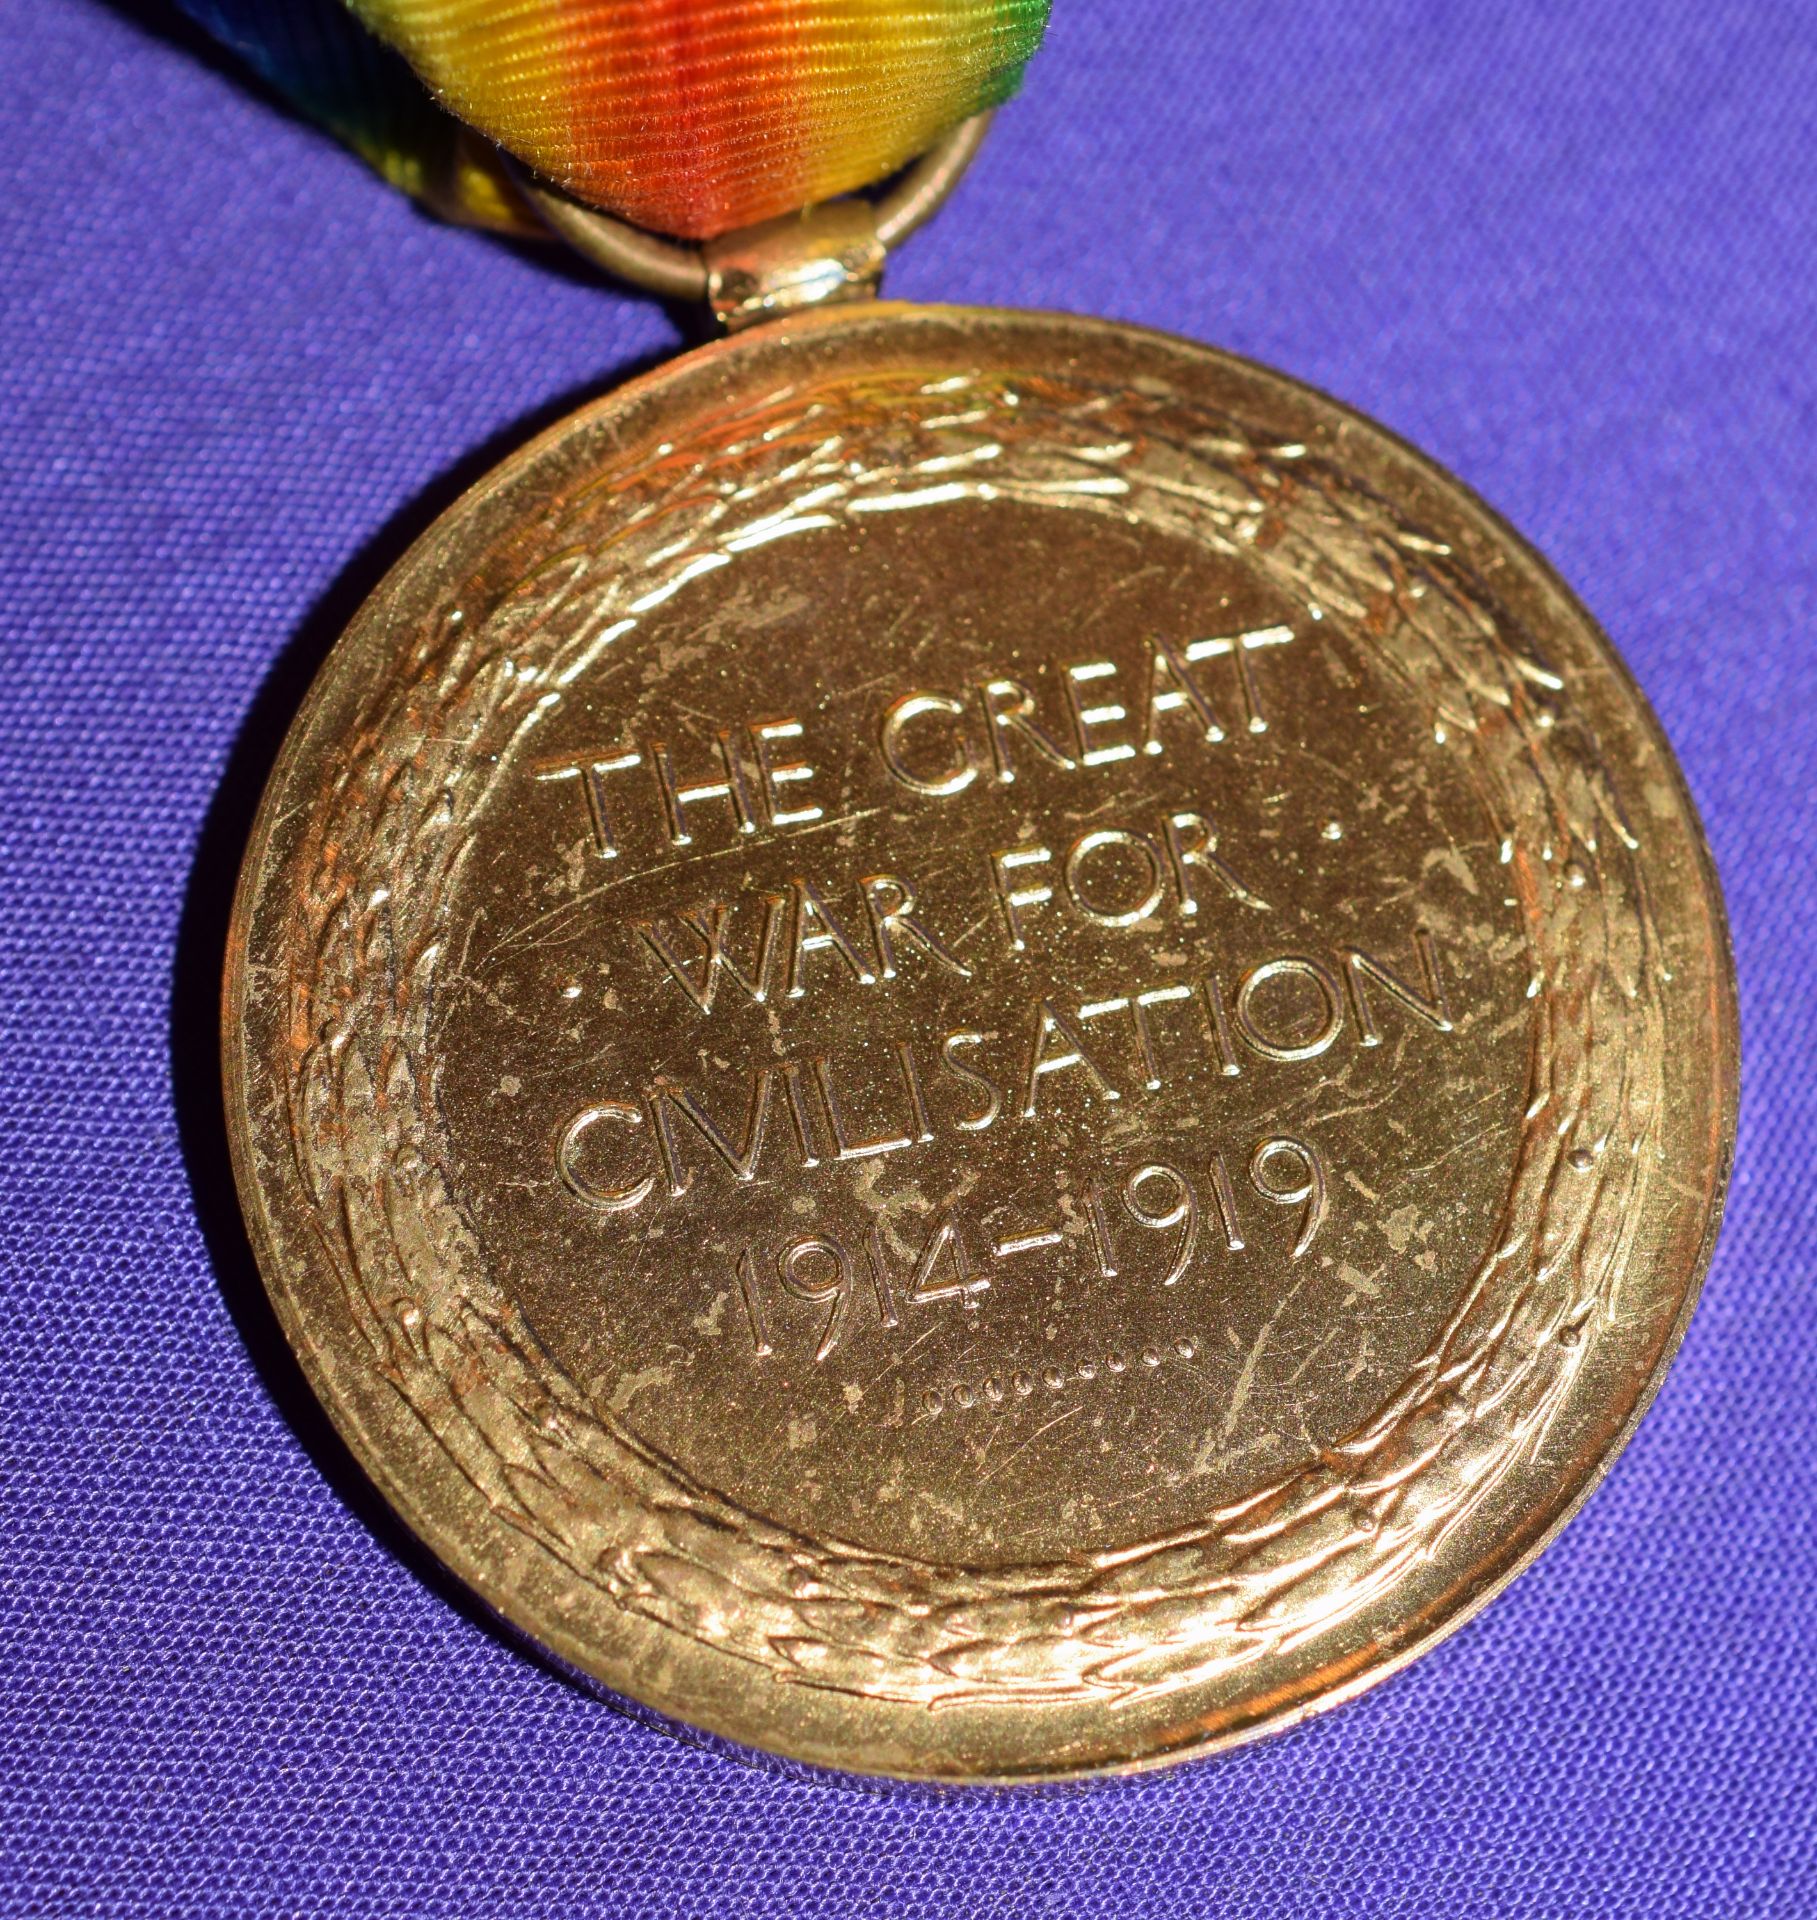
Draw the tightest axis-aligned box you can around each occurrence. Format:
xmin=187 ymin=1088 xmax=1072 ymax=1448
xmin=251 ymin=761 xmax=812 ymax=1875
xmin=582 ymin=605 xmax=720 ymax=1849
xmin=226 ymin=289 xmax=1736 ymax=1779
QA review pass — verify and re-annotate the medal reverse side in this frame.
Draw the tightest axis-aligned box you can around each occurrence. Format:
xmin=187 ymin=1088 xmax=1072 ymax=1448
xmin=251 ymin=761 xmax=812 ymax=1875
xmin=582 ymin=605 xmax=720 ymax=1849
xmin=225 ymin=304 xmax=1737 ymax=1780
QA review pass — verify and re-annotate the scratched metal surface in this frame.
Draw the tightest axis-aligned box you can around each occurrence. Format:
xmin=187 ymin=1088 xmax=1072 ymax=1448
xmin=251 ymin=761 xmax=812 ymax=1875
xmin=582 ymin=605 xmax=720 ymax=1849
xmin=226 ymin=304 xmax=1731 ymax=1780
xmin=4 ymin=0 xmax=1813 ymax=1909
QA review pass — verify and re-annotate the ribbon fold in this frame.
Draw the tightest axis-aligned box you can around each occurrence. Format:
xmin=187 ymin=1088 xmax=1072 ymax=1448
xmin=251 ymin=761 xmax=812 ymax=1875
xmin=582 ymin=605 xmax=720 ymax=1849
xmin=180 ymin=0 xmax=1050 ymax=241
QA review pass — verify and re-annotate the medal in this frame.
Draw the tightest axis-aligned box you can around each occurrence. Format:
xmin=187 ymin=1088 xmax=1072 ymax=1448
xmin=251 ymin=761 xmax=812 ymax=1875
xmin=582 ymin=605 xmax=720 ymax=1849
xmin=213 ymin=1 xmax=1737 ymax=1780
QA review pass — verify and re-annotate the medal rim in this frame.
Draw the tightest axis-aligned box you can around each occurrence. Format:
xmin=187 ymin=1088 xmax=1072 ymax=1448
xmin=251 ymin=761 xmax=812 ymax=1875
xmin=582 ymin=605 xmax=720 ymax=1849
xmin=222 ymin=299 xmax=1740 ymax=1782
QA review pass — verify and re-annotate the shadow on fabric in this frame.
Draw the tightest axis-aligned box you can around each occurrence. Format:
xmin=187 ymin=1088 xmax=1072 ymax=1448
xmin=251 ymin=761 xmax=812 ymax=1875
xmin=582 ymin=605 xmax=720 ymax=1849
xmin=163 ymin=359 xmax=665 ymax=1694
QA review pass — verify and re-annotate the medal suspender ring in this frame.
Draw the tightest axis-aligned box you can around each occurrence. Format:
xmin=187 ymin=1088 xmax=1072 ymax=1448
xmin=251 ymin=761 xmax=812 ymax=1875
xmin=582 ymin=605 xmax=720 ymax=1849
xmin=508 ymin=110 xmax=995 ymax=323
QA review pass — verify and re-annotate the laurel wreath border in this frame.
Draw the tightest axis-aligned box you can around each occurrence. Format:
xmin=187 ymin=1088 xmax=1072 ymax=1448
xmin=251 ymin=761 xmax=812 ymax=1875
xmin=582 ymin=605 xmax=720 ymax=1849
xmin=277 ymin=359 xmax=1664 ymax=1712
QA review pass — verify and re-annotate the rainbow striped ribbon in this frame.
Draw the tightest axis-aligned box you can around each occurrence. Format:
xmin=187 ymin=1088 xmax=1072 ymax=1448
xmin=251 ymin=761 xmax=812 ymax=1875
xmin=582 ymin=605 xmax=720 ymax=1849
xmin=179 ymin=0 xmax=1049 ymax=241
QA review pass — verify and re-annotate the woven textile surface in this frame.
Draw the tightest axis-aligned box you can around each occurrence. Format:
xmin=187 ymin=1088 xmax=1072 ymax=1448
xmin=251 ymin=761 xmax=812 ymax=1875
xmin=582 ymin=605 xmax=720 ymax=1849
xmin=3 ymin=2 xmax=1813 ymax=1913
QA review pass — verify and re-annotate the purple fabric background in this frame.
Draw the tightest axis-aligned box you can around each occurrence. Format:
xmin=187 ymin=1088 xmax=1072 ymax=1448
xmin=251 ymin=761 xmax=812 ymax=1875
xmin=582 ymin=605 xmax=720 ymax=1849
xmin=3 ymin=2 xmax=1813 ymax=1912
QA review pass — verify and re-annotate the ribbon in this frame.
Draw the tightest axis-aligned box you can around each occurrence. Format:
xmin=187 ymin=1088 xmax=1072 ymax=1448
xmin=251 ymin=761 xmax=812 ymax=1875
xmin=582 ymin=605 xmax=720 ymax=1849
xmin=178 ymin=1 xmax=1049 ymax=241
